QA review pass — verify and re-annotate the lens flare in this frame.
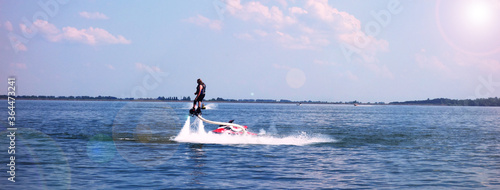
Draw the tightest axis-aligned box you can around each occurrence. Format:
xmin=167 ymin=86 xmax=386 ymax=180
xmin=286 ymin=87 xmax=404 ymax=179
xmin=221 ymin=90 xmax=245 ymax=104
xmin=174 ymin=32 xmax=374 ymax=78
xmin=464 ymin=1 xmax=493 ymax=27
xmin=436 ymin=0 xmax=500 ymax=56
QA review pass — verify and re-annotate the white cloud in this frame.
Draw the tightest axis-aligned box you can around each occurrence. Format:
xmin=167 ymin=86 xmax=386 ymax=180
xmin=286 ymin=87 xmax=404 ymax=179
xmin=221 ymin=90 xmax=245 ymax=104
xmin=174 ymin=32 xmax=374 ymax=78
xmin=338 ymin=70 xmax=359 ymax=81
xmin=300 ymin=25 xmax=315 ymax=34
xmin=31 ymin=19 xmax=61 ymax=42
xmin=305 ymin=0 xmax=363 ymax=32
xmin=135 ymin=62 xmax=146 ymax=70
xmin=303 ymin=0 xmax=387 ymax=62
xmin=234 ymin=33 xmax=253 ymax=40
xmin=15 ymin=43 xmax=27 ymax=51
xmin=253 ymin=29 xmax=268 ymax=37
xmin=314 ymin=59 xmax=338 ymax=66
xmin=452 ymin=51 xmax=500 ymax=73
xmin=305 ymin=0 xmax=337 ymax=21
xmin=4 ymin=21 xmax=13 ymax=31
xmin=345 ymin=71 xmax=359 ymax=81
xmin=135 ymin=63 xmax=162 ymax=72
xmin=8 ymin=34 xmax=28 ymax=51
xmin=26 ymin=19 xmax=131 ymax=45
xmin=413 ymin=49 xmax=499 ymax=81
xmin=276 ymin=0 xmax=288 ymax=8
xmin=106 ymin=64 xmax=115 ymax=70
xmin=415 ymin=51 xmax=449 ymax=72
xmin=184 ymin=15 xmax=222 ymax=31
xmin=187 ymin=0 xmax=388 ymax=65
xmin=10 ymin=63 xmax=27 ymax=69
xmin=338 ymin=32 xmax=389 ymax=63
xmin=63 ymin=26 xmax=130 ymax=45
xmin=274 ymin=30 xmax=331 ymax=50
xmin=275 ymin=31 xmax=313 ymax=49
xmin=226 ymin=0 xmax=296 ymax=27
xmin=289 ymin=7 xmax=308 ymax=15
xmin=19 ymin=23 xmax=35 ymax=36
xmin=79 ymin=11 xmax=109 ymax=20
xmin=304 ymin=0 xmax=361 ymax=32
xmin=135 ymin=62 xmax=150 ymax=71
xmin=365 ymin=63 xmax=394 ymax=79
xmin=226 ymin=0 xmax=385 ymax=58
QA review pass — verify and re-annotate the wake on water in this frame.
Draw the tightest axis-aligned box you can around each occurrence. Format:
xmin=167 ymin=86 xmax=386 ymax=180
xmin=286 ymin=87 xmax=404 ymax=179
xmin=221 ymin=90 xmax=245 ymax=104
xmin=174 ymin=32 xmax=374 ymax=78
xmin=183 ymin=103 xmax=217 ymax=110
xmin=203 ymin=103 xmax=217 ymax=110
xmin=173 ymin=117 xmax=335 ymax=146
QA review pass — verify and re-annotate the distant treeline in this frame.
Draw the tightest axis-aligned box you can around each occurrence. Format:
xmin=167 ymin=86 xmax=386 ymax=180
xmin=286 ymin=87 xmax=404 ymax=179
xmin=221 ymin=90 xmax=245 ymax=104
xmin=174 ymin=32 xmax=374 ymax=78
xmin=0 ymin=95 xmax=191 ymax=101
xmin=2 ymin=95 xmax=126 ymax=100
xmin=0 ymin=95 xmax=330 ymax=103
xmin=208 ymin=97 xmax=347 ymax=104
xmin=389 ymin=97 xmax=500 ymax=106
xmin=0 ymin=95 xmax=349 ymax=104
xmin=157 ymin=96 xmax=191 ymax=101
xmin=2 ymin=95 xmax=499 ymax=106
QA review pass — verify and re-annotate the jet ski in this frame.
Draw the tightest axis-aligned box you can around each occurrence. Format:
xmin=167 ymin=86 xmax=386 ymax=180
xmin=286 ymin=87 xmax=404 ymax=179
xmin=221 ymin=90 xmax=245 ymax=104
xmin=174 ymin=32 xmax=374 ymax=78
xmin=211 ymin=120 xmax=257 ymax=135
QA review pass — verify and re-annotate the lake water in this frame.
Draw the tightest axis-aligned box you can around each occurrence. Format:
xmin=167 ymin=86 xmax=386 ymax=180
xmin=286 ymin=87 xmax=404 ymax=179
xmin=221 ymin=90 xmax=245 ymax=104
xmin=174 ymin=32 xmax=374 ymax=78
xmin=1 ymin=100 xmax=499 ymax=189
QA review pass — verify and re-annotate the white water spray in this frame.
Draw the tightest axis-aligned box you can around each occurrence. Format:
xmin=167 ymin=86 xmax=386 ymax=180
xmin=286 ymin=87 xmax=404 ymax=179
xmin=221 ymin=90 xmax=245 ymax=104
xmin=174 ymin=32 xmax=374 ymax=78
xmin=183 ymin=103 xmax=217 ymax=110
xmin=173 ymin=117 xmax=335 ymax=146
xmin=203 ymin=103 xmax=217 ymax=110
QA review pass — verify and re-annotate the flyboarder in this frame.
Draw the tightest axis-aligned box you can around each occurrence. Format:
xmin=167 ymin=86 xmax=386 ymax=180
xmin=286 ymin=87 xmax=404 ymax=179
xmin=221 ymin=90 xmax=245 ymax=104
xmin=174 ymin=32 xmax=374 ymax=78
xmin=190 ymin=78 xmax=206 ymax=115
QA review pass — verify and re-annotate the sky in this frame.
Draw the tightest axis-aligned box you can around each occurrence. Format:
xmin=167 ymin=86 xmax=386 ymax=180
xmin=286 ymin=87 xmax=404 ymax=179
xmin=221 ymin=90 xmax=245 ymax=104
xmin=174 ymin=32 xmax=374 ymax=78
xmin=1 ymin=0 xmax=499 ymax=103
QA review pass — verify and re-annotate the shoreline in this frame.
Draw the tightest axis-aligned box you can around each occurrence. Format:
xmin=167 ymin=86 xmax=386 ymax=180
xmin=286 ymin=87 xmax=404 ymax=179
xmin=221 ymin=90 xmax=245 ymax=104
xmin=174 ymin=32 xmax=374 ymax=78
xmin=0 ymin=98 xmax=348 ymax=105
xmin=2 ymin=98 xmax=500 ymax=107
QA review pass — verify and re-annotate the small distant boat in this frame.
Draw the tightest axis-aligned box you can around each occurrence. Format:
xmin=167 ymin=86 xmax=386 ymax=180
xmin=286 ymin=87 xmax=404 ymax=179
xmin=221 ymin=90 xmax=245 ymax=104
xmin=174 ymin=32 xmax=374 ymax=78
xmin=297 ymin=103 xmax=302 ymax=106
xmin=354 ymin=103 xmax=358 ymax=106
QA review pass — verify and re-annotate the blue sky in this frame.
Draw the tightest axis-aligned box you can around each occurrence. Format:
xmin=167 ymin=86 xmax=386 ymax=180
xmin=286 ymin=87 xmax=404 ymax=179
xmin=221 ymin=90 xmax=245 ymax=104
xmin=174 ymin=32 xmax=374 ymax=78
xmin=1 ymin=0 xmax=499 ymax=102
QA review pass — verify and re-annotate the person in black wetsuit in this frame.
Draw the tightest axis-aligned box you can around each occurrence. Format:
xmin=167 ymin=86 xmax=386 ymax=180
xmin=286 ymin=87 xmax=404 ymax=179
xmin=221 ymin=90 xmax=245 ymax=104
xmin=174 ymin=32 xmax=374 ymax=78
xmin=191 ymin=78 xmax=206 ymax=114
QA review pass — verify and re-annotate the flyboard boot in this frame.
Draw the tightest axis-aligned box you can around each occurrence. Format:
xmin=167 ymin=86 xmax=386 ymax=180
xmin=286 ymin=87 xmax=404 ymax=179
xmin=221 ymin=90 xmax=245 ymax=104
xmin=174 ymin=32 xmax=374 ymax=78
xmin=189 ymin=107 xmax=202 ymax=116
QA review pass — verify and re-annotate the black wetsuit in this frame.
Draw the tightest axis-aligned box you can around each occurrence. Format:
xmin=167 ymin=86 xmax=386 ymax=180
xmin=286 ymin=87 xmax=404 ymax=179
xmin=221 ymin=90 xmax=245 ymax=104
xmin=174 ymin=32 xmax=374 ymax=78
xmin=194 ymin=84 xmax=206 ymax=103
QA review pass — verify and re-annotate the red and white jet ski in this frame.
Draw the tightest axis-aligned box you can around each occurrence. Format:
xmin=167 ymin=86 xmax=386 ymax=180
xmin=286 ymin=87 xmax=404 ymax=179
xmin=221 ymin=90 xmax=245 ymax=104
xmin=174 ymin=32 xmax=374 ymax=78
xmin=211 ymin=120 xmax=257 ymax=135
xmin=193 ymin=115 xmax=257 ymax=136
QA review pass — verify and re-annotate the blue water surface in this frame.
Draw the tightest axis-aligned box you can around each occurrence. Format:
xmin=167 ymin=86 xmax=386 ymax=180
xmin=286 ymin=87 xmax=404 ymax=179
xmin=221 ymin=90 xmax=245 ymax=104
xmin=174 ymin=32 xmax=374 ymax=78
xmin=1 ymin=100 xmax=499 ymax=189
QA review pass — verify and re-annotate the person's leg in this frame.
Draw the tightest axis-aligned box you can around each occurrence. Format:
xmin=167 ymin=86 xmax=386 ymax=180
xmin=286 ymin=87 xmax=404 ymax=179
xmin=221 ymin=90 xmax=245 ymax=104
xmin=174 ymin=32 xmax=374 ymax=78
xmin=196 ymin=94 xmax=204 ymax=113
xmin=196 ymin=94 xmax=204 ymax=110
xmin=192 ymin=98 xmax=197 ymax=109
